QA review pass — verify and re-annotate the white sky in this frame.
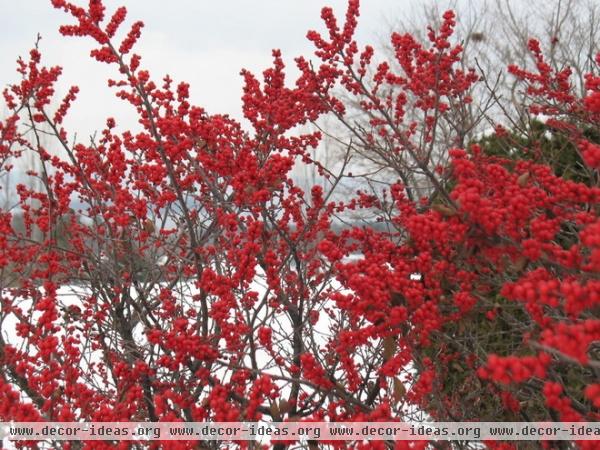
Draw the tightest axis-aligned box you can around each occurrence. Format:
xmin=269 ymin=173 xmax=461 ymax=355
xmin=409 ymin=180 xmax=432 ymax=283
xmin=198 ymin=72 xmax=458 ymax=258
xmin=0 ymin=0 xmax=411 ymax=138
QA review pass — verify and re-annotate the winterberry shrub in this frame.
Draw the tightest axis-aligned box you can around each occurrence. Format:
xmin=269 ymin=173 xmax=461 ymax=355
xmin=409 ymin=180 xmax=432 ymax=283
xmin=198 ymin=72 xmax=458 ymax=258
xmin=0 ymin=1 xmax=598 ymax=450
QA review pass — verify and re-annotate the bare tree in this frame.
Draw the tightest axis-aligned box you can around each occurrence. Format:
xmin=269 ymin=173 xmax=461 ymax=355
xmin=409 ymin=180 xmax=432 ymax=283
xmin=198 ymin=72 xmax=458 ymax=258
xmin=319 ymin=0 xmax=600 ymax=199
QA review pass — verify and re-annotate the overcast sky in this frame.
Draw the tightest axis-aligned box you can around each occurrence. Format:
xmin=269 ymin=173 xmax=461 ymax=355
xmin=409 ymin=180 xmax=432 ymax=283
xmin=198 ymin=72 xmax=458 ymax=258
xmin=0 ymin=0 xmax=412 ymax=138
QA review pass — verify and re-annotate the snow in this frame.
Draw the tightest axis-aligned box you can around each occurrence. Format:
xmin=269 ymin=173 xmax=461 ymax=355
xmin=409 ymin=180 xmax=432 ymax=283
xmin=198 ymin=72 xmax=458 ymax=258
xmin=1 ymin=259 xmax=421 ymax=448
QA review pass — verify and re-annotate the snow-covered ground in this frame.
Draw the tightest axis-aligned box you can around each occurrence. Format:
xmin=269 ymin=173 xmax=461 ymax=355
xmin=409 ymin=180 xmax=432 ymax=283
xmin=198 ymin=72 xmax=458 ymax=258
xmin=1 ymin=257 xmax=422 ymax=448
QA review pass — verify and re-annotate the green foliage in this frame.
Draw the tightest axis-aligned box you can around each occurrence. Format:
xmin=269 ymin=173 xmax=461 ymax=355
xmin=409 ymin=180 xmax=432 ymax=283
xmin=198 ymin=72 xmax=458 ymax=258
xmin=475 ymin=119 xmax=598 ymax=185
